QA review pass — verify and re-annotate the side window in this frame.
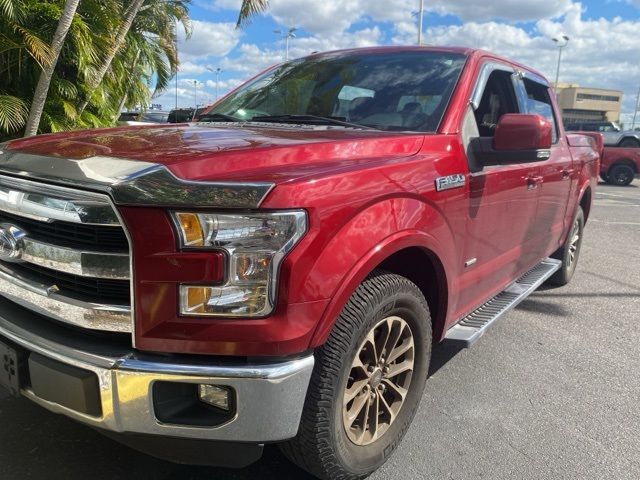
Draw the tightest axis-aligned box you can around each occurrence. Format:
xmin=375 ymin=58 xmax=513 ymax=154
xmin=523 ymin=78 xmax=559 ymax=143
xmin=474 ymin=70 xmax=519 ymax=137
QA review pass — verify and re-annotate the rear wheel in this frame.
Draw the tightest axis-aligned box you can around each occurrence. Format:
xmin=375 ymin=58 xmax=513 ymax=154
xmin=619 ymin=138 xmax=640 ymax=148
xmin=607 ymin=164 xmax=635 ymax=186
xmin=280 ymin=271 xmax=431 ymax=480
xmin=549 ymin=206 xmax=584 ymax=286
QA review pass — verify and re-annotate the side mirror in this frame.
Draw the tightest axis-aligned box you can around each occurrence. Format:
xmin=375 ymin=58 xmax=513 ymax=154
xmin=470 ymin=114 xmax=554 ymax=169
xmin=494 ymin=114 xmax=552 ymax=151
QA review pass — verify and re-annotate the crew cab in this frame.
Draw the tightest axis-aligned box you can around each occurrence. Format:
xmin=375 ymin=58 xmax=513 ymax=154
xmin=600 ymin=146 xmax=640 ymax=185
xmin=0 ymin=47 xmax=599 ymax=479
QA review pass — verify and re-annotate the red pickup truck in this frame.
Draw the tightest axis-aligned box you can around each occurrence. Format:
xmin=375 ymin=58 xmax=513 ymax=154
xmin=600 ymin=146 xmax=640 ymax=186
xmin=0 ymin=47 xmax=599 ymax=479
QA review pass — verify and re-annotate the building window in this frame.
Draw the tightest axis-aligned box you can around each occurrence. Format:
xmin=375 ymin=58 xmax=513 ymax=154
xmin=576 ymin=93 xmax=620 ymax=102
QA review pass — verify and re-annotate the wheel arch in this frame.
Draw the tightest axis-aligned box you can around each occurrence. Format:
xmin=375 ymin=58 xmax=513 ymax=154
xmin=309 ymin=234 xmax=452 ymax=349
xmin=579 ymin=185 xmax=592 ymax=223
xmin=617 ymin=136 xmax=640 ymax=148
xmin=607 ymin=159 xmax=638 ymax=174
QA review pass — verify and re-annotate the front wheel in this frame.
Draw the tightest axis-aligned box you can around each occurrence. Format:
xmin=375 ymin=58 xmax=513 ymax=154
xmin=280 ymin=271 xmax=432 ymax=480
xmin=549 ymin=206 xmax=584 ymax=286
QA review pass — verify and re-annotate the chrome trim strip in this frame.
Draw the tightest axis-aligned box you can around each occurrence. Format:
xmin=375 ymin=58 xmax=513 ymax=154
xmin=0 ymin=176 xmax=120 ymax=225
xmin=0 ymin=304 xmax=313 ymax=442
xmin=0 ymin=150 xmax=274 ymax=208
xmin=19 ymin=237 xmax=129 ymax=280
xmin=0 ymin=252 xmax=131 ymax=333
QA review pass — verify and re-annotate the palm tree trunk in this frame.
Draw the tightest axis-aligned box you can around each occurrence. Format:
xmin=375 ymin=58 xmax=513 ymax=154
xmin=77 ymin=0 xmax=145 ymax=115
xmin=115 ymin=48 xmax=142 ymax=121
xmin=23 ymin=0 xmax=82 ymax=137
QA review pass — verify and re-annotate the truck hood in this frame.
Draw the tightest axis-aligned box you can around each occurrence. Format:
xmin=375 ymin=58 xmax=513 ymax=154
xmin=4 ymin=123 xmax=424 ymax=183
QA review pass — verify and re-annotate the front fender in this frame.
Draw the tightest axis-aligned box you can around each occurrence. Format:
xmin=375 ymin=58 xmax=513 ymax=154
xmin=305 ymin=196 xmax=456 ymax=348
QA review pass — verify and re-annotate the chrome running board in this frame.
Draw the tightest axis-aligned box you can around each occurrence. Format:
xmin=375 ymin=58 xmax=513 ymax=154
xmin=444 ymin=258 xmax=562 ymax=347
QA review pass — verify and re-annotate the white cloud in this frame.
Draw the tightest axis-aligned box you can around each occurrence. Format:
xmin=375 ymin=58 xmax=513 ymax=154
xmin=178 ymin=20 xmax=242 ymax=61
xmin=421 ymin=3 xmax=640 ymax=118
xmin=427 ymin=0 xmax=573 ymax=22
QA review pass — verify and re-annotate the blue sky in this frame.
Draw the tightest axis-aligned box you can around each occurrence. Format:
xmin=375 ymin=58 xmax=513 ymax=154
xmin=156 ymin=0 xmax=640 ymax=125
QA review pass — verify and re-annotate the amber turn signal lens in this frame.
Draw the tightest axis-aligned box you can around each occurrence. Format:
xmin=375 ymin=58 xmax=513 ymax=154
xmin=185 ymin=287 xmax=212 ymax=313
xmin=176 ymin=212 xmax=204 ymax=246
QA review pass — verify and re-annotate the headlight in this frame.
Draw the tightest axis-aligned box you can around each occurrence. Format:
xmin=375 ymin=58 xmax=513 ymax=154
xmin=172 ymin=210 xmax=307 ymax=317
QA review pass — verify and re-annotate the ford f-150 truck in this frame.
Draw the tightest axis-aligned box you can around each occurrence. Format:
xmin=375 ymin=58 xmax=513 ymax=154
xmin=0 ymin=47 xmax=599 ymax=479
xmin=600 ymin=146 xmax=640 ymax=185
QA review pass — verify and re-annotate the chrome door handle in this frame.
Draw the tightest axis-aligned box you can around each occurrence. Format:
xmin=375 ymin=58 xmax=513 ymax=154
xmin=562 ymin=169 xmax=572 ymax=180
xmin=526 ymin=175 xmax=543 ymax=190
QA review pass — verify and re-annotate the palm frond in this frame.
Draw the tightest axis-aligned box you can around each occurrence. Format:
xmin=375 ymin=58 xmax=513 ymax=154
xmin=0 ymin=94 xmax=28 ymax=134
xmin=12 ymin=25 xmax=54 ymax=67
xmin=236 ymin=0 xmax=268 ymax=28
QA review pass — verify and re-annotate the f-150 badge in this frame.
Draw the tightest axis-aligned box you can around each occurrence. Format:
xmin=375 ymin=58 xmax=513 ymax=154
xmin=435 ymin=174 xmax=466 ymax=192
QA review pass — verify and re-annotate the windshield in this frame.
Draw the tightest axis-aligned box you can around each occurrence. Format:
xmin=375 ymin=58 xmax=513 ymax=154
xmin=208 ymin=51 xmax=467 ymax=132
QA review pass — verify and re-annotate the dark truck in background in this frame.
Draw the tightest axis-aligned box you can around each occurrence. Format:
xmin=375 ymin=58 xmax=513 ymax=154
xmin=0 ymin=46 xmax=599 ymax=480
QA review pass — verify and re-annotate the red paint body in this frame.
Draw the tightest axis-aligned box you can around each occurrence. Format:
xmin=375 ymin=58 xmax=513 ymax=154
xmin=600 ymin=147 xmax=640 ymax=176
xmin=5 ymin=47 xmax=599 ymax=357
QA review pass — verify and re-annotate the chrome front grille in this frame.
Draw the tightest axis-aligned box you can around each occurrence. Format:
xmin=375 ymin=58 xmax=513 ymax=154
xmin=0 ymin=176 xmax=132 ymax=333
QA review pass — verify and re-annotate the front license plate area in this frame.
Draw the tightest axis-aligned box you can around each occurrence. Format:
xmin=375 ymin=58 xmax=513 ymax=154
xmin=0 ymin=340 xmax=21 ymax=396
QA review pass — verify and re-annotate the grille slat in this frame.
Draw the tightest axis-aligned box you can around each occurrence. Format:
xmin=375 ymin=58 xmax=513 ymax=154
xmin=0 ymin=211 xmax=128 ymax=252
xmin=12 ymin=262 xmax=129 ymax=303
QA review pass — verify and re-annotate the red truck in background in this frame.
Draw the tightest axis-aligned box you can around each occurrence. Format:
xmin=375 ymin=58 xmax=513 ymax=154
xmin=0 ymin=47 xmax=599 ymax=480
xmin=600 ymin=146 xmax=640 ymax=185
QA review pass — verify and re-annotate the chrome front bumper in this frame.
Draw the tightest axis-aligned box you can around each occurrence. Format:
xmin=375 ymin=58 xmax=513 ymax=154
xmin=0 ymin=299 xmax=313 ymax=443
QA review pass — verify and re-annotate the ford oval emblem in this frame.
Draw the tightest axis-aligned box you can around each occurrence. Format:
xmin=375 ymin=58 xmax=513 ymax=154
xmin=0 ymin=224 xmax=27 ymax=262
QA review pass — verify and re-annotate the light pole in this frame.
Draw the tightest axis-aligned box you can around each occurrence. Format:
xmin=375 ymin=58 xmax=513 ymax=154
xmin=207 ymin=67 xmax=223 ymax=101
xmin=274 ymin=27 xmax=297 ymax=61
xmin=632 ymin=84 xmax=640 ymax=130
xmin=192 ymin=80 xmax=198 ymax=120
xmin=552 ymin=35 xmax=570 ymax=91
xmin=417 ymin=0 xmax=424 ymax=46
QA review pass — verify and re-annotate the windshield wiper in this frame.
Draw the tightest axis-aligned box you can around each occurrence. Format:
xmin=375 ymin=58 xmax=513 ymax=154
xmin=250 ymin=114 xmax=378 ymax=130
xmin=198 ymin=112 xmax=241 ymax=122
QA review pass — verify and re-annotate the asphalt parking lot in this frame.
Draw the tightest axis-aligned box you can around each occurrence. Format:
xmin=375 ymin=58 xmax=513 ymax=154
xmin=1 ymin=182 xmax=639 ymax=480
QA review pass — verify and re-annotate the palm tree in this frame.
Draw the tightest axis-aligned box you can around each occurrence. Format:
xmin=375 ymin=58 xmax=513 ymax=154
xmin=78 ymin=0 xmax=191 ymax=115
xmin=23 ymin=0 xmax=82 ymax=136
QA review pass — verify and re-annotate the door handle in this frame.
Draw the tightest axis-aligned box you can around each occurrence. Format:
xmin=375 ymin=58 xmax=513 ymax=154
xmin=562 ymin=169 xmax=572 ymax=180
xmin=526 ymin=175 xmax=543 ymax=190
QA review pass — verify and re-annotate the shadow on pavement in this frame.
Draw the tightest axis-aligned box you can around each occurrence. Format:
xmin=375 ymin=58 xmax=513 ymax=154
xmin=0 ymin=392 xmax=314 ymax=480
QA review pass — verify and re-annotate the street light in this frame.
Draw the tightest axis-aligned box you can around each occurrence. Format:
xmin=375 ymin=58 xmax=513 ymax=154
xmin=274 ymin=27 xmax=297 ymax=61
xmin=417 ymin=0 xmax=425 ymax=46
xmin=192 ymin=80 xmax=199 ymax=120
xmin=552 ymin=35 xmax=570 ymax=91
xmin=206 ymin=67 xmax=223 ymax=101
xmin=632 ymin=84 xmax=640 ymax=130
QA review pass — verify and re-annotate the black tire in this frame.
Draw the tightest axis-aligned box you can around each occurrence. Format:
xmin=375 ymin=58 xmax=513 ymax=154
xmin=280 ymin=270 xmax=432 ymax=480
xmin=549 ymin=206 xmax=584 ymax=286
xmin=618 ymin=138 xmax=640 ymax=148
xmin=600 ymin=173 xmax=609 ymax=183
xmin=607 ymin=164 xmax=635 ymax=186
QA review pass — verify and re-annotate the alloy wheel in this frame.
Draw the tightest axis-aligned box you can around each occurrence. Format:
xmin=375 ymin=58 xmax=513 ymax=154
xmin=567 ymin=219 xmax=580 ymax=268
xmin=342 ymin=316 xmax=415 ymax=446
